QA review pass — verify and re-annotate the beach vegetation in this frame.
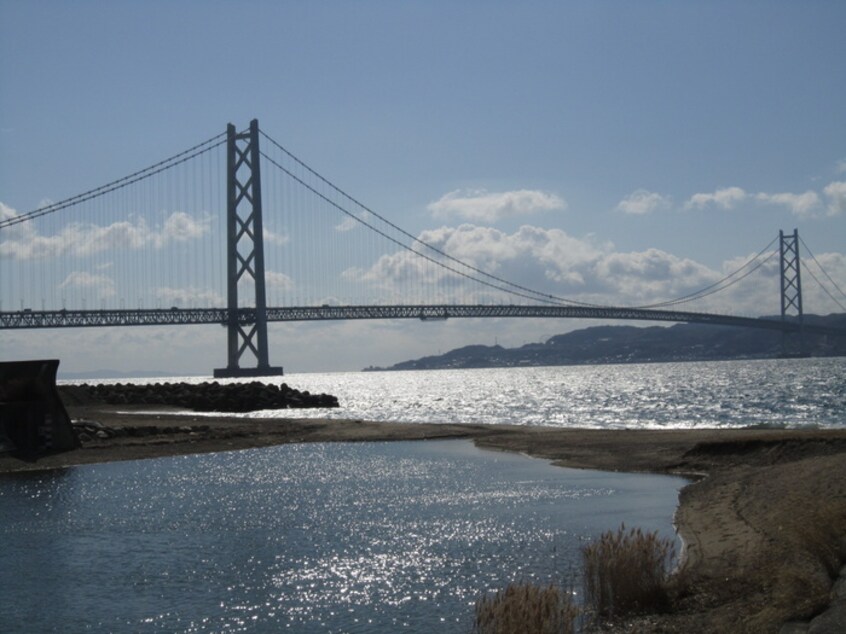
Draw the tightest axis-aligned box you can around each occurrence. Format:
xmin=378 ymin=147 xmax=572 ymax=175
xmin=472 ymin=524 xmax=678 ymax=631
xmin=580 ymin=524 xmax=675 ymax=622
xmin=473 ymin=581 xmax=579 ymax=634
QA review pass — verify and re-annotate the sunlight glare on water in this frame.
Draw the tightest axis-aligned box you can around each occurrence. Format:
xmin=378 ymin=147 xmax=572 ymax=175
xmin=102 ymin=358 xmax=846 ymax=429
xmin=0 ymin=440 xmax=687 ymax=633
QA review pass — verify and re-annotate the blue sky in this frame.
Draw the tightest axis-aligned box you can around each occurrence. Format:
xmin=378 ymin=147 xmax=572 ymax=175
xmin=1 ymin=1 xmax=845 ymax=375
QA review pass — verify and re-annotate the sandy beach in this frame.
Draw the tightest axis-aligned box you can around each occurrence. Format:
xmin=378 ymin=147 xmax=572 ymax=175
xmin=2 ymin=405 xmax=845 ymax=633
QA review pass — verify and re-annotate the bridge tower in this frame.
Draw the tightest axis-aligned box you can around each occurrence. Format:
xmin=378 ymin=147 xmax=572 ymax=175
xmin=214 ymin=120 xmax=284 ymax=378
xmin=779 ymin=228 xmax=806 ymax=358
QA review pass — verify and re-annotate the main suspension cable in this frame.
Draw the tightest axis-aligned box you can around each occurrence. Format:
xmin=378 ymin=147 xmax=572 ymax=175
xmin=0 ymin=132 xmax=227 ymax=230
xmin=259 ymin=150 xmax=571 ymax=306
xmin=260 ymin=129 xmax=604 ymax=308
xmin=799 ymin=236 xmax=846 ymax=302
xmin=635 ymin=237 xmax=779 ymax=309
xmin=803 ymin=266 xmax=846 ymax=312
xmin=261 ymin=129 xmax=797 ymax=313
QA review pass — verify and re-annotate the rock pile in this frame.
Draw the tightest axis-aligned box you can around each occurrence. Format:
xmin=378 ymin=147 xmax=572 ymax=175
xmin=72 ymin=419 xmax=211 ymax=443
xmin=60 ymin=381 xmax=339 ymax=413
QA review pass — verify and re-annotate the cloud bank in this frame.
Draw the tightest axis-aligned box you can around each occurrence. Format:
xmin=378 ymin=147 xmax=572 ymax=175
xmin=59 ymin=271 xmax=116 ymax=298
xmin=618 ymin=181 xmax=842 ymax=218
xmin=824 ymin=181 xmax=846 ymax=216
xmin=427 ymin=189 xmax=566 ymax=222
xmin=347 ymin=224 xmax=724 ymax=307
xmin=755 ymin=191 xmax=821 ymax=217
xmin=0 ymin=204 xmax=210 ymax=260
xmin=343 ymin=222 xmax=845 ymax=317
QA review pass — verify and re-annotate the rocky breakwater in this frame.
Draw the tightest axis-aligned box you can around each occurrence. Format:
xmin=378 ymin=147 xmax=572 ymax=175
xmin=60 ymin=381 xmax=340 ymax=413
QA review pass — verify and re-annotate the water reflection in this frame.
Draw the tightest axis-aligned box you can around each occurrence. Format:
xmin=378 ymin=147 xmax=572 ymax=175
xmin=0 ymin=440 xmax=687 ymax=633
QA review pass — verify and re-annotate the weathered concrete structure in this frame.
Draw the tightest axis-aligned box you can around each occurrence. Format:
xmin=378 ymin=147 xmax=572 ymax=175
xmin=0 ymin=359 xmax=79 ymax=458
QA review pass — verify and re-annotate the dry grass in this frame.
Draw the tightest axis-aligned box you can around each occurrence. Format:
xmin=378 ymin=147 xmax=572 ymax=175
xmin=473 ymin=581 xmax=579 ymax=634
xmin=473 ymin=525 xmax=678 ymax=632
xmin=581 ymin=524 xmax=675 ymax=622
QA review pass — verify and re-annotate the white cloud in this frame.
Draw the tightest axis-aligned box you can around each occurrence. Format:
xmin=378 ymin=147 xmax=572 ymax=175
xmin=0 ymin=202 xmax=36 ymax=241
xmin=755 ymin=191 xmax=821 ymax=217
xmin=615 ymin=190 xmax=671 ymax=215
xmin=508 ymin=225 xmax=607 ymax=287
xmin=342 ymin=220 xmax=846 ymax=317
xmin=422 ymin=225 xmax=524 ymax=272
xmin=836 ymin=159 xmax=846 ymax=174
xmin=59 ymin=271 xmax=116 ymax=298
xmin=6 ymin=220 xmax=844 ymax=374
xmin=682 ymin=183 xmax=841 ymax=218
xmin=154 ymin=286 xmax=223 ymax=307
xmin=266 ymin=271 xmax=295 ymax=290
xmin=0 ymin=207 xmax=210 ymax=260
xmin=341 ymin=224 xmax=598 ymax=303
xmin=160 ymin=211 xmax=207 ymax=243
xmin=590 ymin=249 xmax=720 ymax=307
xmin=0 ymin=201 xmax=19 ymax=224
xmin=335 ymin=211 xmax=371 ymax=232
xmin=685 ymin=187 xmax=748 ymax=210
xmin=264 ymin=228 xmax=289 ymax=245
xmin=335 ymin=217 xmax=358 ymax=232
xmin=823 ymin=181 xmax=846 ymax=216
xmin=345 ymin=223 xmax=734 ymax=308
xmin=427 ymin=189 xmax=566 ymax=222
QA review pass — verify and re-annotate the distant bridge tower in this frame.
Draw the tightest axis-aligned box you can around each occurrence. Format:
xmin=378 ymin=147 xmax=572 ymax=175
xmin=779 ymin=228 xmax=805 ymax=357
xmin=214 ymin=119 xmax=283 ymax=378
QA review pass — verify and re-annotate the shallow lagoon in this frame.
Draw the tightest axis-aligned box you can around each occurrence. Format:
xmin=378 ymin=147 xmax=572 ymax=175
xmin=0 ymin=439 xmax=687 ymax=633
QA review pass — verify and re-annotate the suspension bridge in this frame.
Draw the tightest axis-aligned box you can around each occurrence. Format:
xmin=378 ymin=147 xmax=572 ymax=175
xmin=2 ymin=120 xmax=845 ymax=376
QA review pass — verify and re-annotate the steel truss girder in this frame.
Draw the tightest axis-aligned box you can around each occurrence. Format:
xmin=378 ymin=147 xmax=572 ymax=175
xmin=0 ymin=308 xmax=228 ymax=328
xmin=3 ymin=305 xmax=844 ymax=337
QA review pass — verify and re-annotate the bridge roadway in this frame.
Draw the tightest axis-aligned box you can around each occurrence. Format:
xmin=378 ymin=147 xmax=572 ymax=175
xmin=1 ymin=304 xmax=843 ymax=336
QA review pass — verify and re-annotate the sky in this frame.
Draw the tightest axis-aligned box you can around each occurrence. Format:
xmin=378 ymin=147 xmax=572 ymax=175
xmin=1 ymin=0 xmax=845 ymax=376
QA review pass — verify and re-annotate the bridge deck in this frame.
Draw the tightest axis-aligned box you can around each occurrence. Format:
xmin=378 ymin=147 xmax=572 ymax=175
xmin=1 ymin=305 xmax=842 ymax=336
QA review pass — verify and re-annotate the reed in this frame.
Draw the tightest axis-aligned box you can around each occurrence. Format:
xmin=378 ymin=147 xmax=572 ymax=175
xmin=473 ymin=581 xmax=579 ymax=634
xmin=581 ymin=523 xmax=675 ymax=620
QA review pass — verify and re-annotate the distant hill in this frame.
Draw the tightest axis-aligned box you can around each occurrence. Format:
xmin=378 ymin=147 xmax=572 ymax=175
xmin=365 ymin=314 xmax=846 ymax=371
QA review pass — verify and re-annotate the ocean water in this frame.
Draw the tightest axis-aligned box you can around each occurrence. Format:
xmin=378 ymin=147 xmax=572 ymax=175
xmin=0 ymin=440 xmax=687 ymax=633
xmin=10 ymin=357 xmax=837 ymax=632
xmin=87 ymin=357 xmax=846 ymax=430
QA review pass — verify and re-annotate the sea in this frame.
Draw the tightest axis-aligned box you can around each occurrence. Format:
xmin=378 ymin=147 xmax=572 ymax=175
xmin=1 ymin=358 xmax=843 ymax=632
xmin=79 ymin=357 xmax=846 ymax=430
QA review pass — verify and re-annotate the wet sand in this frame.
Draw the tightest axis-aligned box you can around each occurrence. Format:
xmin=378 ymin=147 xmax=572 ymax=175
xmin=2 ymin=406 xmax=845 ymax=633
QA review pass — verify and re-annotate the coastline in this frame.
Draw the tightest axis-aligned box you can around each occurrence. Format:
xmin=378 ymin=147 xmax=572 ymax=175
xmin=2 ymin=406 xmax=845 ymax=632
